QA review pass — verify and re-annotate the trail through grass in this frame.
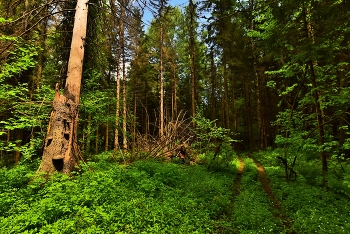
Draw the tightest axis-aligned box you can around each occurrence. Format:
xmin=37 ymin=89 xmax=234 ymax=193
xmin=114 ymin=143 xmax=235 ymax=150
xmin=251 ymin=156 xmax=294 ymax=233
xmin=1 ymin=152 xmax=349 ymax=233
xmin=229 ymin=156 xmax=285 ymax=233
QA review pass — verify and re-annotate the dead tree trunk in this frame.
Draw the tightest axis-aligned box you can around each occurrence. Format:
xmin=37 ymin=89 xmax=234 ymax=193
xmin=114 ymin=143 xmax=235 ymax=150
xmin=38 ymin=0 xmax=88 ymax=174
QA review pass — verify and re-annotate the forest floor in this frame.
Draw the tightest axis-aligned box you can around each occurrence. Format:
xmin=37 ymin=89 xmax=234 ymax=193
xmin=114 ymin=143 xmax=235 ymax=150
xmin=250 ymin=156 xmax=293 ymax=232
xmin=0 ymin=151 xmax=349 ymax=233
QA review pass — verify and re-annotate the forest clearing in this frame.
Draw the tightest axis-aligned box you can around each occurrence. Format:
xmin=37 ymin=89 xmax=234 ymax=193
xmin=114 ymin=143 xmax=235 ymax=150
xmin=1 ymin=0 xmax=350 ymax=233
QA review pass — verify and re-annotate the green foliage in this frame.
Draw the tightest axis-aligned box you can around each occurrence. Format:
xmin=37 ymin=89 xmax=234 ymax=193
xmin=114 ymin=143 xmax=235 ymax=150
xmin=192 ymin=108 xmax=238 ymax=169
xmin=2 ymin=150 xmax=350 ymax=233
xmin=254 ymin=0 xmax=350 ymax=165
xmin=253 ymin=150 xmax=350 ymax=233
xmin=192 ymin=107 xmax=235 ymax=152
xmin=79 ymin=69 xmax=116 ymax=155
xmin=0 ymin=157 xmax=235 ymax=233
xmin=0 ymin=37 xmax=39 ymax=82
xmin=0 ymin=36 xmax=51 ymax=165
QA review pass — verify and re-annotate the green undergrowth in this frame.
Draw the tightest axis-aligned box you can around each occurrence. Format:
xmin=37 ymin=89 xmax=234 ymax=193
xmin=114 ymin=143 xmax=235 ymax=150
xmin=211 ymin=155 xmax=285 ymax=233
xmin=231 ymin=156 xmax=284 ymax=233
xmin=253 ymin=150 xmax=350 ymax=233
xmin=0 ymin=155 xmax=236 ymax=233
xmin=2 ymin=150 xmax=349 ymax=233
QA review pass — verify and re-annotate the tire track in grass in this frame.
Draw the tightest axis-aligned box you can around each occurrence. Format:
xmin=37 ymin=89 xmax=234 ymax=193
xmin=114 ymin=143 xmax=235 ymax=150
xmin=252 ymin=158 xmax=295 ymax=233
xmin=233 ymin=156 xmax=245 ymax=195
xmin=213 ymin=155 xmax=244 ymax=233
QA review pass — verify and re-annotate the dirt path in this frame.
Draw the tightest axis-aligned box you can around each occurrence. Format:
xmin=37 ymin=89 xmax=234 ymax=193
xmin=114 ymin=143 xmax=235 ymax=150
xmin=215 ymin=155 xmax=294 ymax=233
xmin=252 ymin=158 xmax=294 ymax=233
xmin=213 ymin=156 xmax=244 ymax=233
xmin=233 ymin=156 xmax=244 ymax=195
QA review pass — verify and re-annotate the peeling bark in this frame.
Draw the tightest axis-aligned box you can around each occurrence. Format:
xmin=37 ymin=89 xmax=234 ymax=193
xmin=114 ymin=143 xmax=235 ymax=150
xmin=38 ymin=0 xmax=88 ymax=174
xmin=38 ymin=85 xmax=78 ymax=173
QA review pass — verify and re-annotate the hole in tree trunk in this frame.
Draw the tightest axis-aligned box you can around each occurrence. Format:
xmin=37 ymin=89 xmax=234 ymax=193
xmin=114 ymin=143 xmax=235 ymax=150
xmin=46 ymin=138 xmax=53 ymax=147
xmin=64 ymin=132 xmax=69 ymax=141
xmin=52 ymin=158 xmax=64 ymax=172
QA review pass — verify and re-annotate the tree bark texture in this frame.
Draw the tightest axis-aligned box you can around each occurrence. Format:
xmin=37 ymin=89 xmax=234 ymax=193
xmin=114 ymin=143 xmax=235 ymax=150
xmin=223 ymin=57 xmax=230 ymax=129
xmin=114 ymin=68 xmax=121 ymax=150
xmin=210 ymin=50 xmax=216 ymax=121
xmin=14 ymin=129 xmax=23 ymax=164
xmin=38 ymin=0 xmax=88 ymax=174
xmin=105 ymin=105 xmax=109 ymax=151
xmin=115 ymin=0 xmax=125 ymax=151
xmin=189 ymin=0 xmax=196 ymax=125
xmin=122 ymin=44 xmax=127 ymax=149
xmin=230 ymin=68 xmax=237 ymax=132
xmin=159 ymin=24 xmax=164 ymax=139
xmin=95 ymin=126 xmax=99 ymax=155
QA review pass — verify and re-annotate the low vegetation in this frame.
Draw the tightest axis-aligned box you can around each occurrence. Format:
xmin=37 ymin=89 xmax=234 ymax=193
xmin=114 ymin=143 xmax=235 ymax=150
xmin=253 ymin=150 xmax=350 ymax=233
xmin=0 ymin=156 xmax=235 ymax=233
xmin=1 ymin=148 xmax=349 ymax=233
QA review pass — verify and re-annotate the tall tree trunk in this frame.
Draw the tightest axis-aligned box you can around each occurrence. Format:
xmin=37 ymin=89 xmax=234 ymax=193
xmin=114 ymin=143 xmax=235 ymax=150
xmin=250 ymin=0 xmax=263 ymax=148
xmin=210 ymin=50 xmax=216 ymax=120
xmin=339 ymin=76 xmax=347 ymax=147
xmin=122 ymin=43 xmax=127 ymax=150
xmin=81 ymin=123 xmax=85 ymax=153
xmin=114 ymin=68 xmax=121 ymax=150
xmin=245 ymin=82 xmax=253 ymax=148
xmin=95 ymin=126 xmax=99 ymax=155
xmin=105 ymin=104 xmax=109 ymax=151
xmin=132 ymin=92 xmax=137 ymax=154
xmin=219 ymin=77 xmax=225 ymax=126
xmin=34 ymin=4 xmax=48 ymax=96
xmin=159 ymin=24 xmax=164 ymax=139
xmin=14 ymin=129 xmax=23 ymax=164
xmin=119 ymin=0 xmax=127 ymax=150
xmin=172 ymin=56 xmax=178 ymax=120
xmin=86 ymin=115 xmax=92 ymax=154
xmin=38 ymin=0 xmax=89 ymax=174
xmin=189 ymin=0 xmax=196 ymax=125
xmin=309 ymin=62 xmax=327 ymax=175
xmin=223 ymin=57 xmax=230 ymax=129
xmin=0 ymin=128 xmax=3 ymax=162
xmin=302 ymin=4 xmax=327 ymax=178
xmin=114 ymin=0 xmax=125 ymax=151
xmin=230 ymin=68 xmax=237 ymax=132
xmin=142 ymin=84 xmax=149 ymax=136
xmin=5 ymin=129 xmax=10 ymax=164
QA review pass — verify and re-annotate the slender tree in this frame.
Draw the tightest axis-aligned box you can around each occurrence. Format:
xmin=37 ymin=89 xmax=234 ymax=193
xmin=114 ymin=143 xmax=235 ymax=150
xmin=189 ymin=0 xmax=196 ymax=125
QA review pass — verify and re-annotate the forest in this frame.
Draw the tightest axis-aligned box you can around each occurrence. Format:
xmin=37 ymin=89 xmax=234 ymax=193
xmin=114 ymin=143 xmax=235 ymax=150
xmin=0 ymin=0 xmax=350 ymax=233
